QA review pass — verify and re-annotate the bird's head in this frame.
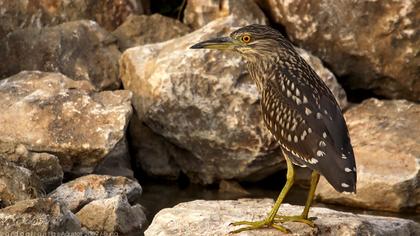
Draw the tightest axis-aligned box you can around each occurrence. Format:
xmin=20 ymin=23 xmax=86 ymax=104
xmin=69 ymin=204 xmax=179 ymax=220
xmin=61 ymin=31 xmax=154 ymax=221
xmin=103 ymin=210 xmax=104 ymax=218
xmin=191 ymin=24 xmax=291 ymax=61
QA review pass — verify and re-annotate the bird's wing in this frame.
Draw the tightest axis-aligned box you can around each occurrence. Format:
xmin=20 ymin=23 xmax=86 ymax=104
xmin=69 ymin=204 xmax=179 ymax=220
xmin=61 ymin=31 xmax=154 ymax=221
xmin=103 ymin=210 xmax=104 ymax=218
xmin=261 ymin=76 xmax=356 ymax=192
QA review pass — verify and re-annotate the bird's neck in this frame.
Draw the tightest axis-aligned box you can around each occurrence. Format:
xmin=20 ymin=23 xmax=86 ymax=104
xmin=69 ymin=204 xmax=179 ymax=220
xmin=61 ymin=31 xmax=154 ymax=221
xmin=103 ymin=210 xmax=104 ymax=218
xmin=245 ymin=53 xmax=280 ymax=92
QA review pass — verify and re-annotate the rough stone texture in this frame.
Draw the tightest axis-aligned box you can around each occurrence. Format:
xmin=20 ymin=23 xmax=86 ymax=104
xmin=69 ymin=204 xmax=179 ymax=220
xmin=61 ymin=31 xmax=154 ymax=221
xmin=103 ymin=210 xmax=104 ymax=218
xmin=120 ymin=16 xmax=348 ymax=184
xmin=183 ymin=0 xmax=267 ymax=29
xmin=317 ymin=99 xmax=420 ymax=213
xmin=113 ymin=14 xmax=192 ymax=51
xmin=94 ymin=138 xmax=134 ymax=179
xmin=145 ymin=199 xmax=420 ymax=236
xmin=0 ymin=0 xmax=146 ymax=38
xmin=76 ymin=195 xmax=146 ymax=235
xmin=49 ymin=175 xmax=142 ymax=212
xmin=0 ymin=71 xmax=132 ymax=176
xmin=0 ymin=198 xmax=81 ymax=233
xmin=0 ymin=157 xmax=41 ymax=207
xmin=0 ymin=142 xmax=63 ymax=193
xmin=256 ymin=0 xmax=420 ymax=101
xmin=0 ymin=20 xmax=121 ymax=90
xmin=129 ymin=115 xmax=182 ymax=180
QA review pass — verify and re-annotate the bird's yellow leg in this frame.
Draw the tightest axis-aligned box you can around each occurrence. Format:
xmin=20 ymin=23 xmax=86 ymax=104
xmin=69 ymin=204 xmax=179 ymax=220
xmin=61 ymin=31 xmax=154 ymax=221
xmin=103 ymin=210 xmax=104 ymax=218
xmin=274 ymin=170 xmax=320 ymax=227
xmin=229 ymin=157 xmax=295 ymax=234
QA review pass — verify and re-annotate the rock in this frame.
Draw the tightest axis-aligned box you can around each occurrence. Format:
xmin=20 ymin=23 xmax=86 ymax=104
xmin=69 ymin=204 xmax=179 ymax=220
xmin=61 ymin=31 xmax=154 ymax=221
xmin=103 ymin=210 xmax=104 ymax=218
xmin=145 ymin=199 xmax=420 ymax=236
xmin=0 ymin=0 xmax=146 ymax=38
xmin=0 ymin=157 xmax=41 ymax=207
xmin=121 ymin=16 xmax=282 ymax=184
xmin=94 ymin=138 xmax=134 ymax=179
xmin=219 ymin=180 xmax=250 ymax=195
xmin=183 ymin=0 xmax=267 ymax=29
xmin=129 ymin=115 xmax=182 ymax=180
xmin=76 ymin=195 xmax=146 ymax=235
xmin=120 ymin=16 xmax=348 ymax=184
xmin=0 ymin=20 xmax=121 ymax=90
xmin=113 ymin=14 xmax=191 ymax=51
xmin=316 ymin=99 xmax=420 ymax=213
xmin=0 ymin=198 xmax=81 ymax=233
xmin=0 ymin=142 xmax=63 ymax=193
xmin=0 ymin=71 xmax=132 ymax=176
xmin=256 ymin=0 xmax=420 ymax=101
xmin=49 ymin=174 xmax=142 ymax=212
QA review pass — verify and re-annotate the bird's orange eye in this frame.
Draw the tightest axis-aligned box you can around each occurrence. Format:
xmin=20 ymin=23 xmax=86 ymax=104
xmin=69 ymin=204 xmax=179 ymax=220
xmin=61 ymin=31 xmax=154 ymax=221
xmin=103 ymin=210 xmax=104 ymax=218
xmin=242 ymin=35 xmax=251 ymax=43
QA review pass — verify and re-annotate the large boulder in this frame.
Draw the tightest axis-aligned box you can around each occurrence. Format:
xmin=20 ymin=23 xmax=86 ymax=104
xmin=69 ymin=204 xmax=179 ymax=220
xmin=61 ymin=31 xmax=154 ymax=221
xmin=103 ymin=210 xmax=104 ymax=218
xmin=113 ymin=14 xmax=192 ymax=51
xmin=49 ymin=175 xmax=142 ymax=212
xmin=0 ymin=71 xmax=132 ymax=176
xmin=317 ymin=99 xmax=420 ymax=213
xmin=0 ymin=142 xmax=63 ymax=192
xmin=120 ymin=16 xmax=348 ymax=184
xmin=76 ymin=195 xmax=147 ymax=235
xmin=183 ymin=0 xmax=267 ymax=29
xmin=256 ymin=0 xmax=420 ymax=101
xmin=0 ymin=198 xmax=81 ymax=233
xmin=0 ymin=157 xmax=41 ymax=207
xmin=145 ymin=199 xmax=420 ymax=236
xmin=0 ymin=20 xmax=121 ymax=90
xmin=0 ymin=0 xmax=147 ymax=38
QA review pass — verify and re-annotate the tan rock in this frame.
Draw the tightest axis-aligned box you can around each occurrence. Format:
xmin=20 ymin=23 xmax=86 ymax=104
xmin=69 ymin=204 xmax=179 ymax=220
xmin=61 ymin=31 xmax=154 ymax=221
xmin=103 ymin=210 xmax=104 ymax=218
xmin=49 ymin=174 xmax=142 ymax=212
xmin=120 ymin=16 xmax=348 ymax=184
xmin=256 ymin=0 xmax=420 ymax=101
xmin=0 ymin=198 xmax=81 ymax=233
xmin=144 ymin=199 xmax=420 ymax=236
xmin=316 ymin=99 xmax=420 ymax=212
xmin=113 ymin=14 xmax=191 ymax=51
xmin=0 ymin=157 xmax=41 ymax=207
xmin=0 ymin=20 xmax=121 ymax=90
xmin=183 ymin=0 xmax=267 ymax=29
xmin=0 ymin=0 xmax=146 ymax=37
xmin=0 ymin=142 xmax=63 ymax=192
xmin=76 ymin=195 xmax=146 ymax=235
xmin=0 ymin=71 xmax=132 ymax=176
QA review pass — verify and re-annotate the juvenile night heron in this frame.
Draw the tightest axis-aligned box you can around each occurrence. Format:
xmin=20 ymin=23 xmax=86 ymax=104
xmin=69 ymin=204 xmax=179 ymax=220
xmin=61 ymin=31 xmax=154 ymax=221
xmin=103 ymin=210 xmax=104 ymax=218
xmin=191 ymin=25 xmax=357 ymax=233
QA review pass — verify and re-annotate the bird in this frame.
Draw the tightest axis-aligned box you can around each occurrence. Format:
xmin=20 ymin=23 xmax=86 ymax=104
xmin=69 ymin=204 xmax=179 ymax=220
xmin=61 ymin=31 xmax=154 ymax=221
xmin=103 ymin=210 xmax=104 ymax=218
xmin=190 ymin=24 xmax=357 ymax=234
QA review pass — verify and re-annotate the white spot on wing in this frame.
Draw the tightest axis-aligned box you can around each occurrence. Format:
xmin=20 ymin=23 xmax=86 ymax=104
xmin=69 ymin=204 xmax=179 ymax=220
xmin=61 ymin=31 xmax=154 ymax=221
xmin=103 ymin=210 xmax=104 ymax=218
xmin=319 ymin=140 xmax=326 ymax=147
xmin=344 ymin=168 xmax=352 ymax=172
xmin=317 ymin=150 xmax=325 ymax=157
xmin=341 ymin=183 xmax=350 ymax=188
xmin=301 ymin=130 xmax=307 ymax=140
xmin=308 ymin=158 xmax=318 ymax=164
xmin=303 ymin=96 xmax=308 ymax=103
xmin=305 ymin=107 xmax=312 ymax=115
xmin=341 ymin=154 xmax=347 ymax=159
xmin=316 ymin=112 xmax=322 ymax=119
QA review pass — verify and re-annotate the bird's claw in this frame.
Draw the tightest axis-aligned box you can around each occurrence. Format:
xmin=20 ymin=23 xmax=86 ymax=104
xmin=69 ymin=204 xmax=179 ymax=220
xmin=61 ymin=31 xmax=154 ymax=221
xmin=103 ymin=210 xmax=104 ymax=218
xmin=274 ymin=215 xmax=316 ymax=227
xmin=229 ymin=219 xmax=289 ymax=234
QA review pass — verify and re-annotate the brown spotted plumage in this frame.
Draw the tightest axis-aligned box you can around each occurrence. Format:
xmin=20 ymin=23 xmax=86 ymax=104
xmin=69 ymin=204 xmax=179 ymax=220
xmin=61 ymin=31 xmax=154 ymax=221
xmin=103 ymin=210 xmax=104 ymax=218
xmin=191 ymin=24 xmax=357 ymax=233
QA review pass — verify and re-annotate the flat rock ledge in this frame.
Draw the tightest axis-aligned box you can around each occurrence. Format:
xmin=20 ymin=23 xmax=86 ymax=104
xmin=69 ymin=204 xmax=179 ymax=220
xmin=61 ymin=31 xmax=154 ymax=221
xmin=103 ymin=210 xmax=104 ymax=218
xmin=145 ymin=199 xmax=420 ymax=236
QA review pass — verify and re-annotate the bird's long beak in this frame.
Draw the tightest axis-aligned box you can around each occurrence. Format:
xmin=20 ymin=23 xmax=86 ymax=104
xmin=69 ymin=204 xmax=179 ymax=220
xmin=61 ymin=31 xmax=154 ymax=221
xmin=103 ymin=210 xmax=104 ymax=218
xmin=190 ymin=37 xmax=237 ymax=50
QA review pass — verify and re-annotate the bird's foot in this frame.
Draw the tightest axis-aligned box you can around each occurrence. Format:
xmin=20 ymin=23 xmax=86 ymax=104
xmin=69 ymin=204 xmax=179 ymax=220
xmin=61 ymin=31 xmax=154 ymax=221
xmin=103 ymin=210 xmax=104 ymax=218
xmin=229 ymin=218 xmax=289 ymax=234
xmin=274 ymin=215 xmax=315 ymax=227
